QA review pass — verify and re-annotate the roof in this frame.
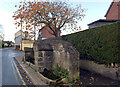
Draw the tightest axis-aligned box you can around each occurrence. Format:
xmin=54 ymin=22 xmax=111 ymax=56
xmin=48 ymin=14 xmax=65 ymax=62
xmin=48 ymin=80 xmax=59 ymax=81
xmin=15 ymin=30 xmax=24 ymax=34
xmin=88 ymin=19 xmax=120 ymax=26
xmin=39 ymin=24 xmax=56 ymax=32
xmin=105 ymin=2 xmax=114 ymax=17
xmin=105 ymin=1 xmax=120 ymax=17
xmin=39 ymin=25 xmax=47 ymax=32
xmin=15 ymin=30 xmax=25 ymax=38
xmin=4 ymin=41 xmax=13 ymax=43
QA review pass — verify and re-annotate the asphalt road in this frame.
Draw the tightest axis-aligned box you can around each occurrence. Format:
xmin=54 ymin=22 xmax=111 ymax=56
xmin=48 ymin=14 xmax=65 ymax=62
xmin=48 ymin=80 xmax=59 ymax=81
xmin=0 ymin=48 xmax=2 ymax=86
xmin=2 ymin=47 xmax=23 ymax=85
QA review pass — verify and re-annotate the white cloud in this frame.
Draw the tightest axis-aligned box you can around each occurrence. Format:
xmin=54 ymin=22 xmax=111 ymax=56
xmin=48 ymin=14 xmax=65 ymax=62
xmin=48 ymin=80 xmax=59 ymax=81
xmin=0 ymin=10 xmax=18 ymax=42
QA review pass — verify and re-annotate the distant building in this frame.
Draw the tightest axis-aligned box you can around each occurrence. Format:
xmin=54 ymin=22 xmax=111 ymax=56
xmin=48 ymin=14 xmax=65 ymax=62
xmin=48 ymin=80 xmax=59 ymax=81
xmin=38 ymin=25 xmax=61 ymax=40
xmin=3 ymin=41 xmax=14 ymax=47
xmin=105 ymin=1 xmax=120 ymax=20
xmin=20 ymin=40 xmax=35 ymax=51
xmin=88 ymin=0 xmax=120 ymax=28
xmin=4 ymin=41 xmax=9 ymax=47
xmin=14 ymin=30 xmax=30 ymax=50
xmin=88 ymin=19 xmax=120 ymax=29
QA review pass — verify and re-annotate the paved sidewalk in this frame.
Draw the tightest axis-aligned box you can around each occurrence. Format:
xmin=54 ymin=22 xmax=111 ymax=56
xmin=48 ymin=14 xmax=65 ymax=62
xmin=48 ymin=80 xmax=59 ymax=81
xmin=14 ymin=56 xmax=47 ymax=86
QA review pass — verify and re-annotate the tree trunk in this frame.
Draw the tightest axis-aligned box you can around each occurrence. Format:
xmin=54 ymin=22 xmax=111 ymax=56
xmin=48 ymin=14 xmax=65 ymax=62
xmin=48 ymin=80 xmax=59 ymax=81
xmin=54 ymin=32 xmax=58 ymax=37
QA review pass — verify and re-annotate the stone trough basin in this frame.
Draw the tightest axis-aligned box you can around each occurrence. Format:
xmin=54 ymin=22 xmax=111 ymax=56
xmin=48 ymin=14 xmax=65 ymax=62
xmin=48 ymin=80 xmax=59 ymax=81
xmin=26 ymin=62 xmax=68 ymax=85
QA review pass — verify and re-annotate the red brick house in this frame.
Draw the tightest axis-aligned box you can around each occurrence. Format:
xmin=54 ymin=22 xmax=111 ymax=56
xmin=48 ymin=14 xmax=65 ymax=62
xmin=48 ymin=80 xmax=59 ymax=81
xmin=105 ymin=1 xmax=120 ymax=20
xmin=88 ymin=0 xmax=120 ymax=29
xmin=38 ymin=25 xmax=61 ymax=39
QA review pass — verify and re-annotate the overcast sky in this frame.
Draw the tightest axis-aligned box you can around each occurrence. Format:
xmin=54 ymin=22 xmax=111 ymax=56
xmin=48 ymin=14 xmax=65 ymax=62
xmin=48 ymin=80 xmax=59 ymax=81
xmin=0 ymin=0 xmax=113 ymax=42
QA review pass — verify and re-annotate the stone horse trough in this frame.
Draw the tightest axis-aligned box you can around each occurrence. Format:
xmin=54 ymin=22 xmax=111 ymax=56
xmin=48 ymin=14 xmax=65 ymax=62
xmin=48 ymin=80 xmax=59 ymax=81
xmin=25 ymin=37 xmax=80 ymax=83
xmin=34 ymin=37 xmax=79 ymax=80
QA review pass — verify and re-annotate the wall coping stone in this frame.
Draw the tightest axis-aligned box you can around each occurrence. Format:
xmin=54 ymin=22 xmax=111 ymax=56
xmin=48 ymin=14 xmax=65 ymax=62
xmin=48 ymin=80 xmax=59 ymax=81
xmin=80 ymin=60 xmax=120 ymax=81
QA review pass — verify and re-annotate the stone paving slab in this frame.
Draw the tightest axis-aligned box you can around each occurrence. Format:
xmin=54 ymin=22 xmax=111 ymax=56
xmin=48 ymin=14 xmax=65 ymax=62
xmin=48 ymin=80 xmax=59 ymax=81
xmin=14 ymin=56 xmax=47 ymax=86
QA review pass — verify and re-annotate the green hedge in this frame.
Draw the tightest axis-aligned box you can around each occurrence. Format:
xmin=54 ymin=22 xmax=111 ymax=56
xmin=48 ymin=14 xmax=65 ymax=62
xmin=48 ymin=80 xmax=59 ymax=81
xmin=65 ymin=22 xmax=120 ymax=63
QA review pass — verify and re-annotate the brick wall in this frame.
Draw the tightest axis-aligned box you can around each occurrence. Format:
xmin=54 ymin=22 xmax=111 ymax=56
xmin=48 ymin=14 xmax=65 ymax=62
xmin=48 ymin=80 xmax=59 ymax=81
xmin=40 ymin=26 xmax=61 ymax=38
xmin=106 ymin=2 xmax=119 ymax=20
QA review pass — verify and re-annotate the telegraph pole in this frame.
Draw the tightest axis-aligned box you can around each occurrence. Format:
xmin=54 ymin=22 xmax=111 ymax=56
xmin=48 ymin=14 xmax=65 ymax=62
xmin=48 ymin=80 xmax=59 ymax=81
xmin=21 ymin=18 xmax=22 ymax=51
xmin=34 ymin=22 xmax=36 ymax=40
xmin=34 ymin=14 xmax=36 ymax=41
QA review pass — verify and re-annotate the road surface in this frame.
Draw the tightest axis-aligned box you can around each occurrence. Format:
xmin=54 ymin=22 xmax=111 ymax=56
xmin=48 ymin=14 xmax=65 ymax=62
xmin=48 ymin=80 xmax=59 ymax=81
xmin=2 ymin=47 xmax=24 ymax=85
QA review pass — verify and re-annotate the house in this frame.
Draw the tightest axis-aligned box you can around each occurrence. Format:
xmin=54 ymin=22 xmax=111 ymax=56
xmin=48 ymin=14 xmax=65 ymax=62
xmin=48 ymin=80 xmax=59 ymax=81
xmin=4 ymin=41 xmax=9 ymax=47
xmin=11 ymin=42 xmax=15 ymax=46
xmin=2 ymin=41 xmax=14 ymax=47
xmin=15 ymin=30 xmax=26 ymax=50
xmin=105 ymin=0 xmax=120 ymax=20
xmin=88 ymin=19 xmax=120 ymax=29
xmin=88 ymin=0 xmax=120 ymax=29
xmin=20 ymin=40 xmax=35 ymax=51
xmin=38 ymin=25 xmax=61 ymax=40
xmin=14 ymin=30 xmax=30 ymax=50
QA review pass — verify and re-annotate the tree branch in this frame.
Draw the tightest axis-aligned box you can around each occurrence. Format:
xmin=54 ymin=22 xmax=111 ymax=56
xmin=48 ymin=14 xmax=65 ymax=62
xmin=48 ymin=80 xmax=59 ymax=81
xmin=58 ymin=20 xmax=66 ymax=29
xmin=38 ymin=21 xmax=48 ymax=24
xmin=47 ymin=23 xmax=56 ymax=36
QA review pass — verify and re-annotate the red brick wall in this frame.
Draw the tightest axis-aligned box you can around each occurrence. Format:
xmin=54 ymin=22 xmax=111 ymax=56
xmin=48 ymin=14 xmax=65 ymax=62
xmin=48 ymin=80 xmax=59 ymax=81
xmin=40 ymin=26 xmax=61 ymax=38
xmin=106 ymin=2 xmax=119 ymax=20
